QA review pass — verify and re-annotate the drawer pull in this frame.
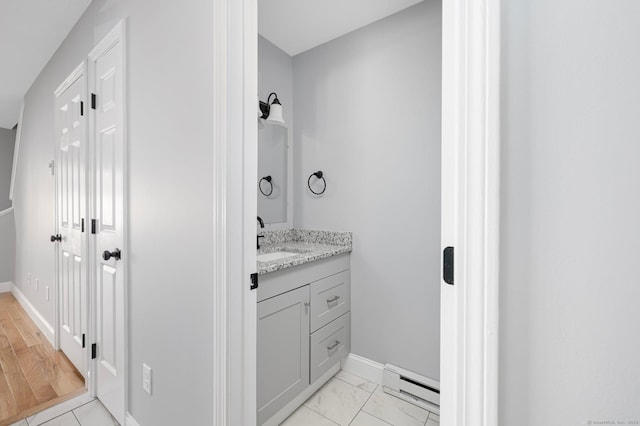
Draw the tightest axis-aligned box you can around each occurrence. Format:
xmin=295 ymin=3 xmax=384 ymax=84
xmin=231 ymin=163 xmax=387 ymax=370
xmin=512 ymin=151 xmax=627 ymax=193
xmin=327 ymin=340 xmax=340 ymax=351
xmin=326 ymin=295 xmax=340 ymax=304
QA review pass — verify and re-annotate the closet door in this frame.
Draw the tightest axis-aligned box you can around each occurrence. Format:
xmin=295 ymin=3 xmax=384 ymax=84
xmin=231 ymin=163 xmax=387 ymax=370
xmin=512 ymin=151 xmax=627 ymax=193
xmin=55 ymin=63 xmax=88 ymax=378
xmin=89 ymin=22 xmax=126 ymax=425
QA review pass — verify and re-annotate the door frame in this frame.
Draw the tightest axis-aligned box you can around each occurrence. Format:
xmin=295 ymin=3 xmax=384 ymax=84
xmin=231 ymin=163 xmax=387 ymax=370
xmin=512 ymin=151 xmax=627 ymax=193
xmin=213 ymin=0 xmax=501 ymax=425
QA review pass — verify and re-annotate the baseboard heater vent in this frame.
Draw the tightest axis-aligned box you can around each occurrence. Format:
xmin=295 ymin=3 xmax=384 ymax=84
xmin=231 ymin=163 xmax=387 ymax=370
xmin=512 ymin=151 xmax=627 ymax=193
xmin=383 ymin=364 xmax=440 ymax=414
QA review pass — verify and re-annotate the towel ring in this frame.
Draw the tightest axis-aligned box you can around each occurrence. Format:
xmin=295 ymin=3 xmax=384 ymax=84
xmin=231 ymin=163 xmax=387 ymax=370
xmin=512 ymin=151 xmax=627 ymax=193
xmin=307 ymin=171 xmax=326 ymax=195
xmin=259 ymin=175 xmax=273 ymax=196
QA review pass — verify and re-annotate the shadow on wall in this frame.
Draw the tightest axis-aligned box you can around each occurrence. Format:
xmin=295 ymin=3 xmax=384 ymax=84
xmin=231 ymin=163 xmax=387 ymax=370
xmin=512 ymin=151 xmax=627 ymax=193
xmin=0 ymin=127 xmax=16 ymax=282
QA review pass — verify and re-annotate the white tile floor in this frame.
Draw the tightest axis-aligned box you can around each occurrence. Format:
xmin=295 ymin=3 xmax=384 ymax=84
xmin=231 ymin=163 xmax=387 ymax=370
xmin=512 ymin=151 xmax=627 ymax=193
xmin=281 ymin=370 xmax=440 ymax=426
xmin=10 ymin=371 xmax=437 ymax=426
xmin=10 ymin=394 xmax=119 ymax=426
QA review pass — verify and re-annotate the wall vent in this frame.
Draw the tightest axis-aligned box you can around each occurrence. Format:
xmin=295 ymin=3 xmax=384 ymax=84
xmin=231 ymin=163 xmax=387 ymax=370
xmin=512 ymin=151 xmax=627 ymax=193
xmin=383 ymin=364 xmax=440 ymax=414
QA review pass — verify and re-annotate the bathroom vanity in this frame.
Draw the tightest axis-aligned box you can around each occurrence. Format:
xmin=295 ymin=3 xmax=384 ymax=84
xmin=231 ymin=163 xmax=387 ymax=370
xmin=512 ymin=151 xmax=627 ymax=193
xmin=256 ymin=230 xmax=352 ymax=425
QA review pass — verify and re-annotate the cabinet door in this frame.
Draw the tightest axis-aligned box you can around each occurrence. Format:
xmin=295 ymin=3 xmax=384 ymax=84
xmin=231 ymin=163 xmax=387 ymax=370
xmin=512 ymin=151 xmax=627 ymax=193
xmin=257 ymin=286 xmax=310 ymax=425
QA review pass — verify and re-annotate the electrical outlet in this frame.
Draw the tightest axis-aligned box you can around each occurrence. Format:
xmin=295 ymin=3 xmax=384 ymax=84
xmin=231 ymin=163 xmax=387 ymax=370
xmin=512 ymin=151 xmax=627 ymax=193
xmin=142 ymin=363 xmax=152 ymax=395
xmin=35 ymin=278 xmax=39 ymax=291
xmin=45 ymin=286 xmax=50 ymax=301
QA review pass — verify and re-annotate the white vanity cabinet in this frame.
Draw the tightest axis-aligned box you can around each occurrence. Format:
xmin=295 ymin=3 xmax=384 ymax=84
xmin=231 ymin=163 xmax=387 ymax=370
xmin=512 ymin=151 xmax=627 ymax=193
xmin=257 ymin=253 xmax=351 ymax=425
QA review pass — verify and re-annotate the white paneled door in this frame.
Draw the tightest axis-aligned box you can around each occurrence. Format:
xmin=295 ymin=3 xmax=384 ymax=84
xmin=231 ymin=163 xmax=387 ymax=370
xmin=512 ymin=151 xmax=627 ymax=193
xmin=55 ymin=63 xmax=88 ymax=378
xmin=89 ymin=22 xmax=126 ymax=425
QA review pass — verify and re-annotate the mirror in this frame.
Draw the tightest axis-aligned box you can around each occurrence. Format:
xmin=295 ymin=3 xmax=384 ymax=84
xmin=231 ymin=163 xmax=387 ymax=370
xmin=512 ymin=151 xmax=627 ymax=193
xmin=258 ymin=121 xmax=288 ymax=224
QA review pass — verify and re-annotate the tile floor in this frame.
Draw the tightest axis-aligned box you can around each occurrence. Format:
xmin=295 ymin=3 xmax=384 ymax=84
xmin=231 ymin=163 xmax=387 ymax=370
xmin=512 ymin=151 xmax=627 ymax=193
xmin=10 ymin=393 xmax=119 ymax=426
xmin=9 ymin=370 xmax=437 ymax=426
xmin=282 ymin=370 xmax=439 ymax=426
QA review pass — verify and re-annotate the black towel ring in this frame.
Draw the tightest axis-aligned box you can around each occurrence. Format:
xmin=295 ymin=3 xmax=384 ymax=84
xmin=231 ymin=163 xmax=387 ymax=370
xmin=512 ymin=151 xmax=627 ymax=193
xmin=307 ymin=171 xmax=326 ymax=195
xmin=259 ymin=175 xmax=273 ymax=196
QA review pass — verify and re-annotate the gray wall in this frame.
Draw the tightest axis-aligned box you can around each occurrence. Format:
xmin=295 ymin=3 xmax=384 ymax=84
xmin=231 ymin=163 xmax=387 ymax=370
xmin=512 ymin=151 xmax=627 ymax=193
xmin=258 ymin=36 xmax=293 ymax=225
xmin=13 ymin=1 xmax=214 ymax=424
xmin=0 ymin=128 xmax=15 ymax=211
xmin=501 ymin=0 xmax=640 ymax=424
xmin=292 ymin=0 xmax=442 ymax=379
xmin=0 ymin=128 xmax=15 ymax=282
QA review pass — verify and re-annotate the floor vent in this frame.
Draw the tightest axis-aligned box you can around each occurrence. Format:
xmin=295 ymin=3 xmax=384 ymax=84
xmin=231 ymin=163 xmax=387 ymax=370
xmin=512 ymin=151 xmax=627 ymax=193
xmin=382 ymin=364 xmax=440 ymax=414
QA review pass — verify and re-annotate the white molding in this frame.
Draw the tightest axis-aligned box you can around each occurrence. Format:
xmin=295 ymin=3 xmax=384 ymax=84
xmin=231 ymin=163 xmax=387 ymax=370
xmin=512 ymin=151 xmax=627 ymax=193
xmin=9 ymin=103 xmax=23 ymax=201
xmin=88 ymin=20 xmax=124 ymax=61
xmin=10 ymin=283 xmax=55 ymax=345
xmin=54 ymin=62 xmax=85 ymax=97
xmin=440 ymin=0 xmax=501 ymax=425
xmin=0 ymin=281 xmax=12 ymax=293
xmin=212 ymin=0 xmax=229 ymax=423
xmin=340 ymin=353 xmax=385 ymax=385
xmin=0 ymin=207 xmax=13 ymax=217
xmin=125 ymin=413 xmax=141 ymax=426
xmin=223 ymin=0 xmax=259 ymax=424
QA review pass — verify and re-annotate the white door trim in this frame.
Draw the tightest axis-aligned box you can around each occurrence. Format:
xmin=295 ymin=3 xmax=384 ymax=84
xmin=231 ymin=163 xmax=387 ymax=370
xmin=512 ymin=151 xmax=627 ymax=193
xmin=440 ymin=0 xmax=501 ymax=425
xmin=215 ymin=0 xmax=501 ymax=424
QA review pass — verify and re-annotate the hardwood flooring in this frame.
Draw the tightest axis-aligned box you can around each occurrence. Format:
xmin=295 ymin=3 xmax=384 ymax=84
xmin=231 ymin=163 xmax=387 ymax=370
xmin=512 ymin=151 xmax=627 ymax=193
xmin=0 ymin=292 xmax=85 ymax=426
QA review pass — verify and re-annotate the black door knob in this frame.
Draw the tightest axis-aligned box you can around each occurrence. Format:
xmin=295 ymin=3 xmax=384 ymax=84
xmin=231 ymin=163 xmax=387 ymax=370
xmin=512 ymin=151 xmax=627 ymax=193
xmin=102 ymin=249 xmax=121 ymax=261
xmin=50 ymin=234 xmax=62 ymax=242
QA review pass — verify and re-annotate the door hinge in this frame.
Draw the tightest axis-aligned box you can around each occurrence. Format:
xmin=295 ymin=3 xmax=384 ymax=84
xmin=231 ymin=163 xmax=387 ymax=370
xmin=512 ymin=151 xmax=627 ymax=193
xmin=81 ymin=218 xmax=85 ymax=233
xmin=80 ymin=101 xmax=84 ymax=116
xmin=250 ymin=273 xmax=259 ymax=290
xmin=443 ymin=246 xmax=454 ymax=285
xmin=91 ymin=93 xmax=97 ymax=109
xmin=91 ymin=219 xmax=96 ymax=234
xmin=82 ymin=333 xmax=86 ymax=348
xmin=91 ymin=343 xmax=97 ymax=359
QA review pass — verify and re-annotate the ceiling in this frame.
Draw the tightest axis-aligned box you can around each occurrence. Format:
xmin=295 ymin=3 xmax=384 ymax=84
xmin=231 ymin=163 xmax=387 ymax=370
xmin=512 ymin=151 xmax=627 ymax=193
xmin=259 ymin=0 xmax=424 ymax=56
xmin=0 ymin=0 xmax=92 ymax=129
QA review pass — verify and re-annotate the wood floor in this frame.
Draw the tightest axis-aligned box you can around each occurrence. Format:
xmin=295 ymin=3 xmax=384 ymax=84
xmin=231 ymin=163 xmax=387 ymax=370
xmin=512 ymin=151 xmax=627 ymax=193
xmin=0 ymin=292 xmax=85 ymax=426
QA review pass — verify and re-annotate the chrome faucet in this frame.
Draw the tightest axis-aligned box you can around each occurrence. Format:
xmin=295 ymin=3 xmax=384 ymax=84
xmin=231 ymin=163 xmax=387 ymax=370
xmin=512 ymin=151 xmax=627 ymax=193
xmin=257 ymin=216 xmax=265 ymax=249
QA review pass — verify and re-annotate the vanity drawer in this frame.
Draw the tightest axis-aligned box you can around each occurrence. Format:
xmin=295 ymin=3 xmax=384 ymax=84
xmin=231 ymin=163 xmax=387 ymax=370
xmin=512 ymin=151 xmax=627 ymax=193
xmin=310 ymin=313 xmax=350 ymax=384
xmin=310 ymin=270 xmax=350 ymax=332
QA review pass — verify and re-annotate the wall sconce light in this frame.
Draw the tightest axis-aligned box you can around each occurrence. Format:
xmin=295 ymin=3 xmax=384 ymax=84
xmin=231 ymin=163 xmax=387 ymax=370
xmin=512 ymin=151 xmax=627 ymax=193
xmin=259 ymin=92 xmax=285 ymax=125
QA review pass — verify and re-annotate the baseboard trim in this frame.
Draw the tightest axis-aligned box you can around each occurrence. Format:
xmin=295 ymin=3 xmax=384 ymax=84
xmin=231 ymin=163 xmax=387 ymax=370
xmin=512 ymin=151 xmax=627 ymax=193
xmin=10 ymin=283 xmax=55 ymax=345
xmin=126 ymin=412 xmax=141 ymax=426
xmin=340 ymin=353 xmax=385 ymax=385
xmin=0 ymin=281 xmax=12 ymax=293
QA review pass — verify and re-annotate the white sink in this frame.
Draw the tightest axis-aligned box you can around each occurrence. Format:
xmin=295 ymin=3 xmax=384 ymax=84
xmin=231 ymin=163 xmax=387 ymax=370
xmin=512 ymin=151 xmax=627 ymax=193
xmin=257 ymin=251 xmax=300 ymax=262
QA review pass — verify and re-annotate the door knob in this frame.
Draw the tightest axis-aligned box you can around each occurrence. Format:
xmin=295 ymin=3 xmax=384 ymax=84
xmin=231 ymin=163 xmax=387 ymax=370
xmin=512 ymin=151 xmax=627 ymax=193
xmin=102 ymin=249 xmax=121 ymax=261
xmin=50 ymin=234 xmax=62 ymax=242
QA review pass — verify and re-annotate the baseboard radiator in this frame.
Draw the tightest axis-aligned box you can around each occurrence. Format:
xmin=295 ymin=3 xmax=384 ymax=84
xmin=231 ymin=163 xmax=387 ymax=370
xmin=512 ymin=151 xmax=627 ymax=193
xmin=382 ymin=364 xmax=440 ymax=414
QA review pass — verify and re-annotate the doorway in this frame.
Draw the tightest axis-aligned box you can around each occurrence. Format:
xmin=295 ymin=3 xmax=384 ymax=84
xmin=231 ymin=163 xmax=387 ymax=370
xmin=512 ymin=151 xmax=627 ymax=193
xmin=216 ymin=0 xmax=501 ymax=424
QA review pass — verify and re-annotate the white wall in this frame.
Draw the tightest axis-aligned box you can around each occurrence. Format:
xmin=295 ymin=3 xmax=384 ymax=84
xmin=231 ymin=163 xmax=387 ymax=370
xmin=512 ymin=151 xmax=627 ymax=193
xmin=13 ymin=1 xmax=215 ymax=424
xmin=258 ymin=36 xmax=293 ymax=225
xmin=501 ymin=1 xmax=640 ymax=424
xmin=292 ymin=0 xmax=442 ymax=379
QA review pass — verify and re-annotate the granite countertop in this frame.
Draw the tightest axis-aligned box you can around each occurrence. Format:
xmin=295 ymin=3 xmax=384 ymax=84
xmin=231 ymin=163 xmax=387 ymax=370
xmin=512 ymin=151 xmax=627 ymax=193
xmin=257 ymin=229 xmax=352 ymax=275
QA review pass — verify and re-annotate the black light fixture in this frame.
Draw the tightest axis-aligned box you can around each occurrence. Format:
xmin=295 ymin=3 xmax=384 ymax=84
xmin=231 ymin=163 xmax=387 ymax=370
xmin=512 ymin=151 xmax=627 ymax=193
xmin=258 ymin=92 xmax=285 ymax=125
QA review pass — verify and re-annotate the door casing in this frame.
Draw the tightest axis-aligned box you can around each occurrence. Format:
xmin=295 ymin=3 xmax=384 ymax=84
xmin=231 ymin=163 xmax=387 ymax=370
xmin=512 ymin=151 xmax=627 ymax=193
xmin=214 ymin=0 xmax=501 ymax=425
